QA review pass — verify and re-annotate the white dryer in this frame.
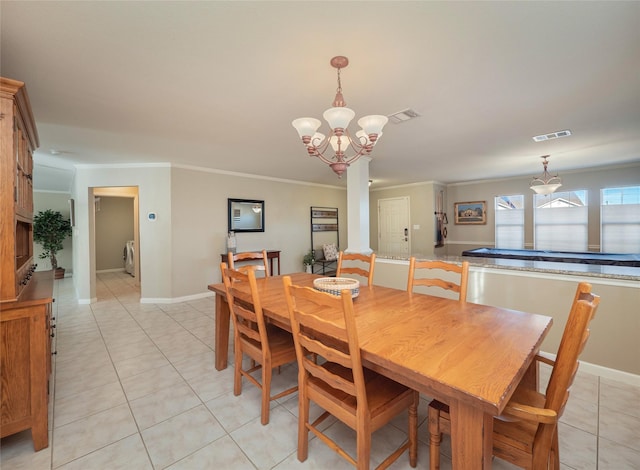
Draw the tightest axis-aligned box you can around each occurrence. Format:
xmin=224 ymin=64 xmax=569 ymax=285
xmin=124 ymin=240 xmax=135 ymax=275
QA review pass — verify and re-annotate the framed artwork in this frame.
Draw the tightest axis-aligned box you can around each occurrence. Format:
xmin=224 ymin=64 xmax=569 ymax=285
xmin=228 ymin=198 xmax=265 ymax=232
xmin=454 ymin=201 xmax=486 ymax=225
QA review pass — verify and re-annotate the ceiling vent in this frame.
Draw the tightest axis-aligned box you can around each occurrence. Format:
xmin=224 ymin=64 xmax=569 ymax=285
xmin=388 ymin=108 xmax=421 ymax=124
xmin=532 ymin=129 xmax=572 ymax=142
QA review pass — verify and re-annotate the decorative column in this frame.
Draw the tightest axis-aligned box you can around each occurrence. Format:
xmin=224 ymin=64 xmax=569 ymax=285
xmin=346 ymin=157 xmax=372 ymax=254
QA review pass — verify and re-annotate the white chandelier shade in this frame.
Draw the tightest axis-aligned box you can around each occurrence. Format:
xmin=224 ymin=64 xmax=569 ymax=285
xmin=322 ymin=107 xmax=356 ymax=131
xmin=291 ymin=118 xmax=321 ymax=140
xmin=357 ymin=115 xmax=388 ymax=136
xmin=292 ymin=56 xmax=388 ymax=177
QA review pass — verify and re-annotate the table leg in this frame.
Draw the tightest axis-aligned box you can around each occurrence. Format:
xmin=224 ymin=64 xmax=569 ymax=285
xmin=214 ymin=293 xmax=230 ymax=370
xmin=449 ymin=399 xmax=493 ymax=469
xmin=520 ymin=357 xmax=539 ymax=392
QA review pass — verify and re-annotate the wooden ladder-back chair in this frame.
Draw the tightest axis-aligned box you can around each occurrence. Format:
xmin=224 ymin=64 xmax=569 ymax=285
xmin=427 ymin=282 xmax=600 ymax=470
xmin=406 ymin=258 xmax=469 ymax=302
xmin=220 ymin=262 xmax=297 ymax=425
xmin=228 ymin=250 xmax=270 ymax=277
xmin=282 ymin=275 xmax=418 ymax=470
xmin=336 ymin=251 xmax=376 ymax=286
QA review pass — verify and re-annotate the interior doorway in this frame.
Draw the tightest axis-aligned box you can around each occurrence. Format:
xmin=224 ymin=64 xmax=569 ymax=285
xmin=378 ymin=196 xmax=410 ymax=256
xmin=92 ymin=187 xmax=140 ymax=288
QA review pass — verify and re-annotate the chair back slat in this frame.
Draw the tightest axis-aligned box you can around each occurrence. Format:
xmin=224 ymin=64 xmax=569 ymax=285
xmin=304 ymin=360 xmax=358 ymax=396
xmin=336 ymin=252 xmax=376 ymax=286
xmin=407 ymin=257 xmax=469 ymax=302
xmin=235 ymin=319 xmax=262 ymax=344
xmin=283 ymin=277 xmax=368 ymax=407
xmin=298 ymin=335 xmax=351 ymax=367
xmin=228 ymin=250 xmax=270 ymax=276
xmin=544 ymin=282 xmax=600 ymax=415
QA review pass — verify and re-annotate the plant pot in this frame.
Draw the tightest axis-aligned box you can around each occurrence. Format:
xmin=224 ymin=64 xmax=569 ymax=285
xmin=54 ymin=267 xmax=65 ymax=279
xmin=304 ymin=264 xmax=312 ymax=274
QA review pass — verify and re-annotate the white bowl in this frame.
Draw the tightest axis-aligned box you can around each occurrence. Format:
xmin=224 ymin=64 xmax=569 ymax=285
xmin=313 ymin=277 xmax=360 ymax=298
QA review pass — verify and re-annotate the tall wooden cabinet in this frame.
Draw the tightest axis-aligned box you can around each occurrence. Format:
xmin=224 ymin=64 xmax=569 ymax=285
xmin=1 ymin=77 xmax=53 ymax=451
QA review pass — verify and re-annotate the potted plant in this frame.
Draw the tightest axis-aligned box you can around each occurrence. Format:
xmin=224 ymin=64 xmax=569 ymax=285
xmin=302 ymin=249 xmax=315 ymax=273
xmin=33 ymin=209 xmax=72 ymax=279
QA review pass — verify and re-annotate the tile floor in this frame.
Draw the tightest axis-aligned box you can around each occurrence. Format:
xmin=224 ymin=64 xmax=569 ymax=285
xmin=1 ymin=272 xmax=639 ymax=469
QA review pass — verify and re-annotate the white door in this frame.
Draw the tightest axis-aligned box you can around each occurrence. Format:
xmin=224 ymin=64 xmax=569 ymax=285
xmin=378 ymin=197 xmax=410 ymax=255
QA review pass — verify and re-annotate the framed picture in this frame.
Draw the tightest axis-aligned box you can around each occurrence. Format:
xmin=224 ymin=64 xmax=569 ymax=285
xmin=454 ymin=201 xmax=486 ymax=225
xmin=228 ymin=198 xmax=265 ymax=232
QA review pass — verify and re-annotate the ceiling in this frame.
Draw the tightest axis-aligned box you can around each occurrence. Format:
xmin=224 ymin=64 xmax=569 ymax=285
xmin=2 ymin=1 xmax=639 ymax=192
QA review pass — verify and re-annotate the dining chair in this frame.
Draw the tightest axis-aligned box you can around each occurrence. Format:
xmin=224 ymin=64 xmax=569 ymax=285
xmin=227 ymin=250 xmax=270 ymax=276
xmin=406 ymin=257 xmax=469 ymax=302
xmin=220 ymin=262 xmax=297 ymax=425
xmin=427 ymin=281 xmax=600 ymax=470
xmin=336 ymin=251 xmax=376 ymax=286
xmin=282 ymin=275 xmax=418 ymax=470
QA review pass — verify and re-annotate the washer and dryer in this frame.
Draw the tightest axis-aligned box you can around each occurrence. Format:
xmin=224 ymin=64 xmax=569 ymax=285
xmin=124 ymin=240 xmax=135 ymax=275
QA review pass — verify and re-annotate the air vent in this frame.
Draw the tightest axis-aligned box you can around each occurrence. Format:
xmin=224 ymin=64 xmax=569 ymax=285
xmin=388 ymin=108 xmax=421 ymax=124
xmin=532 ymin=129 xmax=572 ymax=142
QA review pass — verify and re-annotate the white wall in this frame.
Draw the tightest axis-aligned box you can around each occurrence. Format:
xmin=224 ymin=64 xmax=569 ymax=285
xmin=71 ymin=163 xmax=346 ymax=302
xmin=72 ymin=164 xmax=172 ymax=303
xmin=369 ymin=181 xmax=437 ymax=255
xmin=170 ymin=166 xmax=347 ymax=299
xmin=95 ymin=196 xmax=134 ymax=271
xmin=445 ymin=163 xmax=640 ymax=255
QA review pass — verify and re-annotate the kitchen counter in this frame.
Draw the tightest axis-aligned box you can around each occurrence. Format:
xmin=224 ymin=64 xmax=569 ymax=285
xmin=375 ymin=253 xmax=640 ymax=282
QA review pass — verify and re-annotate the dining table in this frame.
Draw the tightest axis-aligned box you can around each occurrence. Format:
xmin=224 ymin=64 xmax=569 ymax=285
xmin=208 ymin=272 xmax=553 ymax=469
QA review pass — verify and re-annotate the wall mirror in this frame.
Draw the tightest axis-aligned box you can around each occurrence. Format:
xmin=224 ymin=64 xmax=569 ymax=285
xmin=228 ymin=198 xmax=265 ymax=232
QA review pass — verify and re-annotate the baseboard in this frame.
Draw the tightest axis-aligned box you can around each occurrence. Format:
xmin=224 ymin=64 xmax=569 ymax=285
xmin=539 ymin=351 xmax=639 ymax=387
xmin=96 ymin=268 xmax=126 ymax=273
xmin=77 ymin=298 xmax=97 ymax=305
xmin=140 ymin=291 xmax=214 ymax=304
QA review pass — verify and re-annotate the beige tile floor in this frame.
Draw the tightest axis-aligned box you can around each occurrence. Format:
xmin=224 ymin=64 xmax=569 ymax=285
xmin=1 ymin=272 xmax=639 ymax=469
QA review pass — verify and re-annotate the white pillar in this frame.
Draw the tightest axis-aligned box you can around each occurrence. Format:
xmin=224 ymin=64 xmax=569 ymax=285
xmin=346 ymin=157 xmax=372 ymax=254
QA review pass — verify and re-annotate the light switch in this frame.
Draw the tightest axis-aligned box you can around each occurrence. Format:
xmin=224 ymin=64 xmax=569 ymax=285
xmin=413 ymin=224 xmax=420 ymax=230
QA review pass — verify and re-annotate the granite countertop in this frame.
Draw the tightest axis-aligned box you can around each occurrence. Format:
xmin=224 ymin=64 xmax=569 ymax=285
xmin=376 ymin=253 xmax=640 ymax=282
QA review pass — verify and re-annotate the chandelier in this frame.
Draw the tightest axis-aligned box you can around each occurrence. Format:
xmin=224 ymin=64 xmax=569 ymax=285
xmin=530 ymin=155 xmax=562 ymax=195
xmin=292 ymin=56 xmax=388 ymax=177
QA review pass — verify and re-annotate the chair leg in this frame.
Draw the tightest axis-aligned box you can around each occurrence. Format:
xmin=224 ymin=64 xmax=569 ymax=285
xmin=298 ymin=387 xmax=310 ymax=462
xmin=356 ymin=418 xmax=371 ymax=470
xmin=261 ymin=360 xmax=272 ymax=425
xmin=233 ymin=346 xmax=243 ymax=396
xmin=550 ymin=428 xmax=560 ymax=470
xmin=409 ymin=392 xmax=418 ymax=467
xmin=428 ymin=405 xmax=442 ymax=470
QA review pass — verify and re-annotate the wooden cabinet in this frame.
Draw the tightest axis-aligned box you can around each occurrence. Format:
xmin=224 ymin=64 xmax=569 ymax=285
xmin=0 ymin=272 xmax=53 ymax=450
xmin=0 ymin=77 xmax=52 ymax=451
xmin=1 ymin=77 xmax=39 ymax=302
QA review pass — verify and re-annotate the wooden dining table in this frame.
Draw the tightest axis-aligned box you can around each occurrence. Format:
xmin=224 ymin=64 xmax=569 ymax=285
xmin=208 ymin=272 xmax=553 ymax=469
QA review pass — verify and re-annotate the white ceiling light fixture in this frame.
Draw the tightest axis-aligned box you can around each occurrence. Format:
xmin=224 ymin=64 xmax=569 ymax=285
xmin=292 ymin=56 xmax=388 ymax=177
xmin=530 ymin=155 xmax=562 ymax=195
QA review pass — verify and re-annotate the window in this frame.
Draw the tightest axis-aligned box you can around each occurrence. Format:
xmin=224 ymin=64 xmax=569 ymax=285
xmin=534 ymin=190 xmax=588 ymax=251
xmin=601 ymin=186 xmax=640 ymax=253
xmin=495 ymin=195 xmax=524 ymax=249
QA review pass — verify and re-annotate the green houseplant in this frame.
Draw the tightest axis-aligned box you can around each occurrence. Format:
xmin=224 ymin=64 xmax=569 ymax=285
xmin=33 ymin=209 xmax=72 ymax=279
xmin=302 ymin=249 xmax=315 ymax=273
